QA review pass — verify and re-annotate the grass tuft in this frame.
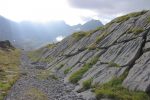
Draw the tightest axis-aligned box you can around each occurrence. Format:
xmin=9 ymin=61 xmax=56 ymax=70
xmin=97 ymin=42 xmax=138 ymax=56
xmin=64 ymin=67 xmax=72 ymax=74
xmin=114 ymin=10 xmax=148 ymax=23
xmin=108 ymin=61 xmax=120 ymax=67
xmin=24 ymin=87 xmax=48 ymax=100
xmin=72 ymin=31 xmax=87 ymax=40
xmin=36 ymin=69 xmax=58 ymax=80
xmin=82 ymin=78 xmax=93 ymax=90
xmin=128 ymin=28 xmax=144 ymax=35
xmin=147 ymin=17 xmax=150 ymax=23
xmin=57 ymin=64 xmax=64 ymax=70
xmin=87 ymin=43 xmax=97 ymax=50
xmin=69 ymin=57 xmax=99 ymax=84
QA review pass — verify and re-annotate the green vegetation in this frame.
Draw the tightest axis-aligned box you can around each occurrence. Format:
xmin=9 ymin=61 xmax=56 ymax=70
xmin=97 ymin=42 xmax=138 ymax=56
xmin=40 ymin=56 xmax=53 ymax=63
xmin=28 ymin=50 xmax=41 ymax=62
xmin=108 ymin=61 xmax=120 ymax=67
xmin=87 ymin=43 xmax=97 ymax=50
xmin=115 ymin=15 xmax=130 ymax=23
xmin=82 ymin=78 xmax=93 ymax=90
xmin=0 ymin=49 xmax=20 ymax=99
xmin=114 ymin=10 xmax=147 ymax=23
xmin=24 ymin=87 xmax=48 ymax=100
xmin=95 ymin=31 xmax=108 ymax=44
xmin=72 ymin=31 xmax=88 ymax=40
xmin=45 ymin=43 xmax=56 ymax=49
xmin=36 ymin=69 xmax=57 ymax=80
xmin=57 ymin=64 xmax=64 ymax=70
xmin=94 ymin=70 xmax=150 ymax=100
xmin=147 ymin=17 xmax=150 ymax=23
xmin=64 ymin=67 xmax=72 ymax=74
xmin=128 ymin=28 xmax=144 ymax=35
xmin=28 ymin=43 xmax=55 ymax=63
xmin=72 ymin=26 xmax=105 ymax=41
xmin=69 ymin=57 xmax=99 ymax=84
xmin=28 ymin=51 xmax=52 ymax=63
xmin=128 ymin=10 xmax=148 ymax=17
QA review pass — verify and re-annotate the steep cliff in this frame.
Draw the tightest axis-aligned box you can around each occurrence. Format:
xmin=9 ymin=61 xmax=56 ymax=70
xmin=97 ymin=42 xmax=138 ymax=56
xmin=29 ymin=10 xmax=150 ymax=100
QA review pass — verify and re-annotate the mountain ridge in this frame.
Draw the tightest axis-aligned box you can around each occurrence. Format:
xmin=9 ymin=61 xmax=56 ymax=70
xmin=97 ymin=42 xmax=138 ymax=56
xmin=0 ymin=17 xmax=102 ymax=50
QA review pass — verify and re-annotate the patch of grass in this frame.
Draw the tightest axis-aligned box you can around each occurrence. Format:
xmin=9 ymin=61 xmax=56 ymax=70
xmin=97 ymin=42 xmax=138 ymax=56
xmin=64 ymin=67 xmax=72 ymax=74
xmin=24 ymin=87 xmax=48 ymax=100
xmin=128 ymin=28 xmax=144 ymax=35
xmin=57 ymin=64 xmax=64 ymax=70
xmin=0 ymin=49 xmax=20 ymax=99
xmin=108 ymin=61 xmax=120 ymax=67
xmin=36 ymin=69 xmax=57 ymax=80
xmin=82 ymin=78 xmax=93 ymax=90
xmin=94 ymin=70 xmax=150 ymax=100
xmin=87 ymin=43 xmax=97 ymax=50
xmin=115 ymin=15 xmax=130 ymax=23
xmin=28 ymin=48 xmax=53 ymax=63
xmin=128 ymin=10 xmax=148 ymax=17
xmin=95 ymin=32 xmax=108 ymax=44
xmin=72 ymin=31 xmax=88 ymax=40
xmin=69 ymin=57 xmax=99 ymax=84
xmin=114 ymin=10 xmax=148 ymax=23
xmin=147 ymin=17 xmax=150 ymax=23
xmin=45 ymin=43 xmax=55 ymax=49
xmin=28 ymin=50 xmax=41 ymax=62
xmin=0 ymin=82 xmax=11 ymax=90
xmin=40 ymin=56 xmax=52 ymax=63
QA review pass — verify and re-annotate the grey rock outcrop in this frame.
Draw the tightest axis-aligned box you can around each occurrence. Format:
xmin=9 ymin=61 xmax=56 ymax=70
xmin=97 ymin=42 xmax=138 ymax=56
xmin=32 ymin=10 xmax=150 ymax=99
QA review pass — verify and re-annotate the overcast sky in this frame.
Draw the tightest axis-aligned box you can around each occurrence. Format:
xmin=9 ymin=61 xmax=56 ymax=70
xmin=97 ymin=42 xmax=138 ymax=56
xmin=0 ymin=0 xmax=150 ymax=25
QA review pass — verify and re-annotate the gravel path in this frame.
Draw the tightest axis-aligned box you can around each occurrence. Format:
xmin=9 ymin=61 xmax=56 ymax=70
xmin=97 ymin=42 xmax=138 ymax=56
xmin=5 ymin=52 xmax=84 ymax=100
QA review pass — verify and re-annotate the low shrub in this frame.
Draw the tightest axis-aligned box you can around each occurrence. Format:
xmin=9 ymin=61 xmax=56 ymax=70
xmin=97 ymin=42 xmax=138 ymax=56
xmin=64 ymin=67 xmax=72 ymax=74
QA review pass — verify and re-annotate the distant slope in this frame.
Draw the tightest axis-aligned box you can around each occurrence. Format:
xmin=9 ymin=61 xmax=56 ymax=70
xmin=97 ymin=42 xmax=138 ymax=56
xmin=80 ymin=19 xmax=103 ymax=31
xmin=29 ymin=10 xmax=150 ymax=100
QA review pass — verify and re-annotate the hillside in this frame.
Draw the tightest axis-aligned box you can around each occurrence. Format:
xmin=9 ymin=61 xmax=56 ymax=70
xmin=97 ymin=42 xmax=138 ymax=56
xmin=27 ymin=10 xmax=150 ymax=100
xmin=0 ymin=40 xmax=20 ymax=100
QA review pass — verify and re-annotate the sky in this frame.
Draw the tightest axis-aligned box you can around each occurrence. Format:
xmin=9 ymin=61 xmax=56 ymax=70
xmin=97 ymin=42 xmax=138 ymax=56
xmin=0 ymin=0 xmax=150 ymax=25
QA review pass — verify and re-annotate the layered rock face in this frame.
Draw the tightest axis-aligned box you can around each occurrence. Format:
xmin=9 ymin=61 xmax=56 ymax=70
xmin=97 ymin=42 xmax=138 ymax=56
xmin=34 ymin=10 xmax=150 ymax=97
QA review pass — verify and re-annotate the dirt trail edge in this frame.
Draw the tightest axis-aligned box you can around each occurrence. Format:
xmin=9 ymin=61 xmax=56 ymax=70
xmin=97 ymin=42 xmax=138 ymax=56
xmin=5 ymin=51 xmax=84 ymax=100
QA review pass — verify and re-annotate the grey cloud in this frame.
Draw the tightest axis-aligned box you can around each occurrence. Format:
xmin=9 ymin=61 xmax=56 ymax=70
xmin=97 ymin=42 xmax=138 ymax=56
xmin=68 ymin=0 xmax=150 ymax=14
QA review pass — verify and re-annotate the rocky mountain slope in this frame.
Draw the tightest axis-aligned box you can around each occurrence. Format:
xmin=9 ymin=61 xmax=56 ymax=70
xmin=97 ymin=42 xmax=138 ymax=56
xmin=28 ymin=10 xmax=150 ymax=100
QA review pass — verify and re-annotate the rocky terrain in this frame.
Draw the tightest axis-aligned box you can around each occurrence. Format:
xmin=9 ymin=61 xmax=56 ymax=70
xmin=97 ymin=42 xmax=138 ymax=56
xmin=5 ymin=10 xmax=150 ymax=100
xmin=5 ymin=52 xmax=86 ymax=100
